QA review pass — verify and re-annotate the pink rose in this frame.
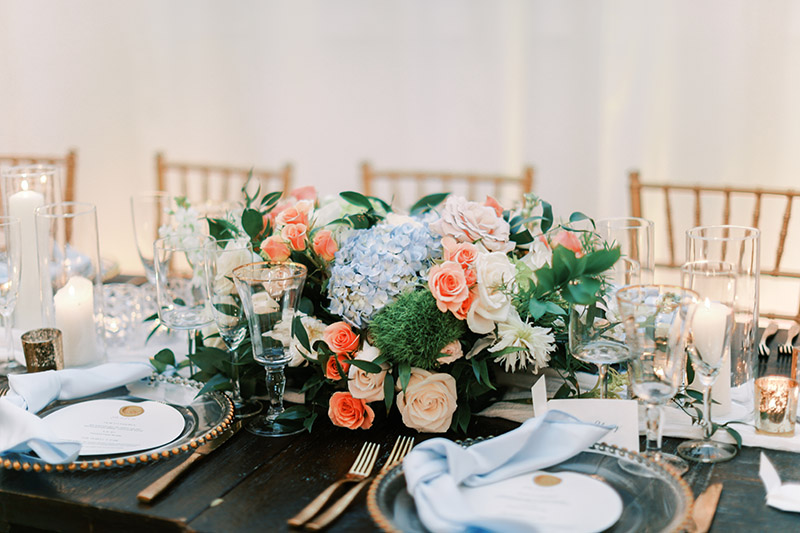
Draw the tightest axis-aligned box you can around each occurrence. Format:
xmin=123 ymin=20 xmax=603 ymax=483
xmin=396 ymin=368 xmax=458 ymax=433
xmin=290 ymin=185 xmax=317 ymax=201
xmin=549 ymin=230 xmax=583 ymax=257
xmin=280 ymin=223 xmax=307 ymax=251
xmin=437 ymin=340 xmax=464 ymax=365
xmin=328 ymin=392 xmax=375 ymax=430
xmin=325 ymin=353 xmax=351 ymax=381
xmin=276 ymin=205 xmax=309 ymax=228
xmin=484 ymin=195 xmax=504 ymax=217
xmin=430 ymin=196 xmax=514 ymax=253
xmin=312 ymin=229 xmax=338 ymax=261
xmin=323 ymin=321 xmax=360 ymax=354
xmin=428 ymin=261 xmax=470 ymax=316
xmin=442 ymin=237 xmax=479 ymax=268
xmin=260 ymin=236 xmax=290 ymax=261
xmin=453 ymin=287 xmax=477 ymax=321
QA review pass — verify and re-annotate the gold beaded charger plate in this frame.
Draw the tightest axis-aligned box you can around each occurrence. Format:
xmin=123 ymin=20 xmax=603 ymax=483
xmin=0 ymin=374 xmax=234 ymax=472
xmin=367 ymin=442 xmax=694 ymax=533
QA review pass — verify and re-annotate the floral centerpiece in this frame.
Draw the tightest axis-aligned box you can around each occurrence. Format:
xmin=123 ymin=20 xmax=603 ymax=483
xmin=152 ymin=183 xmax=621 ymax=434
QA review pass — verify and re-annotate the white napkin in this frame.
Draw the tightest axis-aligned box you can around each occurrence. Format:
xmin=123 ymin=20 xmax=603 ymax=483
xmin=403 ymin=410 xmax=614 ymax=533
xmin=0 ymin=362 xmax=153 ymax=464
xmin=759 ymin=452 xmax=800 ymax=512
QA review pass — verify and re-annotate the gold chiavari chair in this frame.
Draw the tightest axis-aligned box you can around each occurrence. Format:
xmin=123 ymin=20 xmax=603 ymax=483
xmin=629 ymin=170 xmax=800 ymax=321
xmin=0 ymin=149 xmax=77 ymax=207
xmin=361 ymin=162 xmax=534 ymax=208
xmin=155 ymin=152 xmax=292 ymax=208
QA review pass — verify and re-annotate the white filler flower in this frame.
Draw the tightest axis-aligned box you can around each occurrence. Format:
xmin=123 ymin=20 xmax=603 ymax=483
xmin=489 ymin=308 xmax=556 ymax=372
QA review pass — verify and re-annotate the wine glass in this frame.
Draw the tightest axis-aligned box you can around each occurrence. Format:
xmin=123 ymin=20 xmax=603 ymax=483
xmin=0 ymin=217 xmax=22 ymax=375
xmin=233 ymin=261 xmax=307 ymax=437
xmin=595 ymin=217 xmax=654 ymax=287
xmin=131 ymin=192 xmax=175 ymax=285
xmin=153 ymin=234 xmax=214 ymax=374
xmin=617 ymin=284 xmax=698 ymax=475
xmin=677 ymin=260 xmax=738 ymax=463
xmin=204 ymin=238 xmax=262 ymax=418
xmin=569 ymin=304 xmax=631 ymax=398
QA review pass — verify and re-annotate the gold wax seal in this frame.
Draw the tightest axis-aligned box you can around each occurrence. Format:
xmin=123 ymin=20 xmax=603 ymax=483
xmin=533 ymin=474 xmax=562 ymax=487
xmin=119 ymin=405 xmax=145 ymax=417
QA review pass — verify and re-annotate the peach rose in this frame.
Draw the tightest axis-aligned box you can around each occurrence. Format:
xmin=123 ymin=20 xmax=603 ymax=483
xmin=276 ymin=206 xmax=309 ymax=228
xmin=430 ymin=196 xmax=514 ymax=253
xmin=428 ymin=261 xmax=470 ymax=316
xmin=396 ymin=368 xmax=458 ymax=433
xmin=485 ymin=195 xmax=504 ymax=217
xmin=312 ymin=229 xmax=338 ymax=261
xmin=437 ymin=340 xmax=464 ymax=365
xmin=463 ymin=268 xmax=477 ymax=287
xmin=280 ymin=223 xmax=307 ymax=251
xmin=328 ymin=392 xmax=375 ymax=430
xmin=260 ymin=235 xmax=291 ymax=261
xmin=290 ymin=185 xmax=317 ymax=201
xmin=453 ymin=287 xmax=477 ymax=321
xmin=442 ymin=237 xmax=479 ymax=268
xmin=549 ymin=230 xmax=583 ymax=257
xmin=325 ymin=353 xmax=351 ymax=381
xmin=323 ymin=321 xmax=360 ymax=354
xmin=347 ymin=344 xmax=388 ymax=402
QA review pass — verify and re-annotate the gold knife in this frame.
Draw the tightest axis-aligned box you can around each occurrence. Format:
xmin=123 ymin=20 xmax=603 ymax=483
xmin=137 ymin=422 xmax=241 ymax=504
xmin=692 ymin=483 xmax=722 ymax=533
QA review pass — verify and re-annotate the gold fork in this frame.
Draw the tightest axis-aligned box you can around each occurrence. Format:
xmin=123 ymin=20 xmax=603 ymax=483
xmin=305 ymin=436 xmax=415 ymax=531
xmin=0 ymin=383 xmax=8 ymax=397
xmin=287 ymin=441 xmax=380 ymax=527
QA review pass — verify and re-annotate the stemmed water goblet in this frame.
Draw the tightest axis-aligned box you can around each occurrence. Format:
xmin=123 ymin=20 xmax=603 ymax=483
xmin=131 ymin=192 xmax=175 ymax=284
xmin=0 ymin=217 xmax=22 ymax=375
xmin=204 ymin=238 xmax=262 ymax=418
xmin=233 ymin=261 xmax=306 ymax=437
xmin=153 ymin=235 xmax=214 ymax=375
xmin=617 ymin=284 xmax=698 ymax=475
xmin=677 ymin=260 xmax=738 ymax=463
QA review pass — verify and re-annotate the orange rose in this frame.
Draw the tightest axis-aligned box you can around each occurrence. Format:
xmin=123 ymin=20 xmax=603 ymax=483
xmin=328 ymin=392 xmax=375 ymax=430
xmin=485 ymin=195 xmax=504 ymax=217
xmin=550 ymin=230 xmax=583 ymax=257
xmin=312 ymin=229 xmax=338 ymax=262
xmin=281 ymin=223 xmax=307 ymax=251
xmin=442 ymin=237 xmax=478 ymax=269
xmin=464 ymin=267 xmax=477 ymax=286
xmin=428 ymin=261 xmax=470 ymax=315
xmin=325 ymin=353 xmax=351 ymax=381
xmin=260 ymin=236 xmax=290 ymax=261
xmin=323 ymin=321 xmax=360 ymax=354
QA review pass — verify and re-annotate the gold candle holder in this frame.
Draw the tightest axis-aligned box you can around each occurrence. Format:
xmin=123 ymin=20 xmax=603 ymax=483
xmin=755 ymin=375 xmax=799 ymax=437
xmin=21 ymin=328 xmax=64 ymax=373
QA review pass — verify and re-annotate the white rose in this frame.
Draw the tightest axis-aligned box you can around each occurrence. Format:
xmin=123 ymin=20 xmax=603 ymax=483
xmin=288 ymin=314 xmax=328 ymax=367
xmin=347 ymin=343 xmax=388 ymax=402
xmin=396 ymin=368 xmax=458 ymax=433
xmin=522 ymin=238 xmax=552 ymax=271
xmin=385 ymin=213 xmax=422 ymax=228
xmin=467 ymin=252 xmax=515 ymax=334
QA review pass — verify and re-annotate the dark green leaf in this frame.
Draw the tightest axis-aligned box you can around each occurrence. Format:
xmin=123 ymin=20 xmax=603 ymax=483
xmin=398 ymin=362 xmax=411 ymax=393
xmin=384 ymin=373 xmax=395 ymax=412
xmin=260 ymin=191 xmax=283 ymax=211
xmin=150 ymin=358 xmax=167 ymax=373
xmin=409 ymin=193 xmax=450 ymax=216
xmin=340 ymin=191 xmax=374 ymax=211
xmin=349 ymin=359 xmax=382 ymax=373
xmin=292 ymin=316 xmax=311 ymax=353
xmin=368 ymin=196 xmax=392 ymax=212
xmin=540 ymin=201 xmax=553 ymax=233
xmin=724 ymin=425 xmax=743 ymax=448
xmin=685 ymin=388 xmax=703 ymax=403
xmin=510 ymin=229 xmax=533 ymax=245
xmin=528 ymin=298 xmax=548 ymax=320
xmin=581 ymin=247 xmax=621 ymax=276
xmin=242 ymin=208 xmax=264 ymax=240
xmin=275 ymin=405 xmax=312 ymax=421
xmin=154 ymin=349 xmax=175 ymax=367
xmin=195 ymin=373 xmax=231 ymax=397
xmin=213 ymin=303 xmax=240 ymax=317
xmin=569 ymin=212 xmax=594 ymax=228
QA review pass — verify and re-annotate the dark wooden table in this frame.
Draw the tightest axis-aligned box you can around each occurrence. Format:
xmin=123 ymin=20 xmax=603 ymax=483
xmin=2 ymin=329 xmax=800 ymax=532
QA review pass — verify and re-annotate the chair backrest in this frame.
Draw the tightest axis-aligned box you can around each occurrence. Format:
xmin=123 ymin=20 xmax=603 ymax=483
xmin=629 ymin=170 xmax=800 ymax=321
xmin=0 ymin=150 xmax=77 ymax=209
xmin=155 ymin=152 xmax=292 ymax=208
xmin=361 ymin=162 xmax=534 ymax=208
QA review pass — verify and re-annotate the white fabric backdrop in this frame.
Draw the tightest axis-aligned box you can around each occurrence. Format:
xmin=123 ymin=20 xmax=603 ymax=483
xmin=1 ymin=0 xmax=800 ymax=273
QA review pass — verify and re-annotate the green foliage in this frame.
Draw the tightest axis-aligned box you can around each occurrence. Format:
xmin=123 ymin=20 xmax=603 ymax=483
xmin=409 ymin=193 xmax=450 ymax=216
xmin=370 ymin=290 xmax=466 ymax=370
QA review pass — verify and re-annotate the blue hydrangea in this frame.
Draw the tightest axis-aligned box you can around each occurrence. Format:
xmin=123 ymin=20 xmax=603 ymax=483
xmin=327 ymin=221 xmax=441 ymax=327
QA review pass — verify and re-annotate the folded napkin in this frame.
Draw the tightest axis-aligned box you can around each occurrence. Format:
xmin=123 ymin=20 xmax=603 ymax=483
xmin=403 ymin=410 xmax=614 ymax=533
xmin=0 ymin=362 xmax=153 ymax=464
xmin=760 ymin=452 xmax=800 ymax=512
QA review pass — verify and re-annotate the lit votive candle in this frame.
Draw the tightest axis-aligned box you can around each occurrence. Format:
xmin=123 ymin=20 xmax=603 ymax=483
xmin=54 ymin=275 xmax=98 ymax=367
xmin=754 ymin=376 xmax=799 ymax=437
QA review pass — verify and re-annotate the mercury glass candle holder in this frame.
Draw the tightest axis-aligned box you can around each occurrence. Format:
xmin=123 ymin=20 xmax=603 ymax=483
xmin=21 ymin=328 xmax=64 ymax=372
xmin=755 ymin=376 xmax=799 ymax=437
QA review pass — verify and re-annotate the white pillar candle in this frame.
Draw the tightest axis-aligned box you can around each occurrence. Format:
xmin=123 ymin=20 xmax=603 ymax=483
xmin=54 ymin=276 xmax=98 ymax=367
xmin=690 ymin=300 xmax=732 ymax=414
xmin=8 ymin=182 xmax=44 ymax=330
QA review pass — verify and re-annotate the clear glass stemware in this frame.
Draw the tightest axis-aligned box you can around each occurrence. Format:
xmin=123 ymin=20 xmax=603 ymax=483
xmin=0 ymin=217 xmax=22 ymax=375
xmin=677 ymin=260 xmax=738 ymax=463
xmin=617 ymin=284 xmax=698 ymax=475
xmin=233 ymin=261 xmax=307 ymax=437
xmin=204 ymin=238 xmax=262 ymax=418
xmin=131 ymin=192 xmax=175 ymax=285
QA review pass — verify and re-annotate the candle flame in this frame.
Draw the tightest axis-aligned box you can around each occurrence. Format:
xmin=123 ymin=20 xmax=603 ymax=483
xmin=39 ymin=174 xmax=47 ymax=184
xmin=20 ymin=180 xmax=29 ymax=191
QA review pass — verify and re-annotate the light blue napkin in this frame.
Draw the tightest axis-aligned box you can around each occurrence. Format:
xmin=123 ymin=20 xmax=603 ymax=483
xmin=0 ymin=362 xmax=153 ymax=464
xmin=403 ymin=410 xmax=614 ymax=533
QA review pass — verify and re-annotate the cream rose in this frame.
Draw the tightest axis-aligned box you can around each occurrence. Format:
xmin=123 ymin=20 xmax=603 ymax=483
xmin=430 ymin=196 xmax=514 ymax=253
xmin=396 ymin=368 xmax=458 ymax=433
xmin=437 ymin=340 xmax=464 ymax=365
xmin=347 ymin=343 xmax=388 ymax=402
xmin=467 ymin=252 xmax=514 ymax=334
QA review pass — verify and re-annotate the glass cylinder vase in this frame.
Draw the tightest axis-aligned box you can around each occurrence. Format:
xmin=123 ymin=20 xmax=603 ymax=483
xmin=36 ymin=202 xmax=106 ymax=368
xmin=1 ymin=164 xmax=61 ymax=331
xmin=686 ymin=225 xmax=760 ymax=395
